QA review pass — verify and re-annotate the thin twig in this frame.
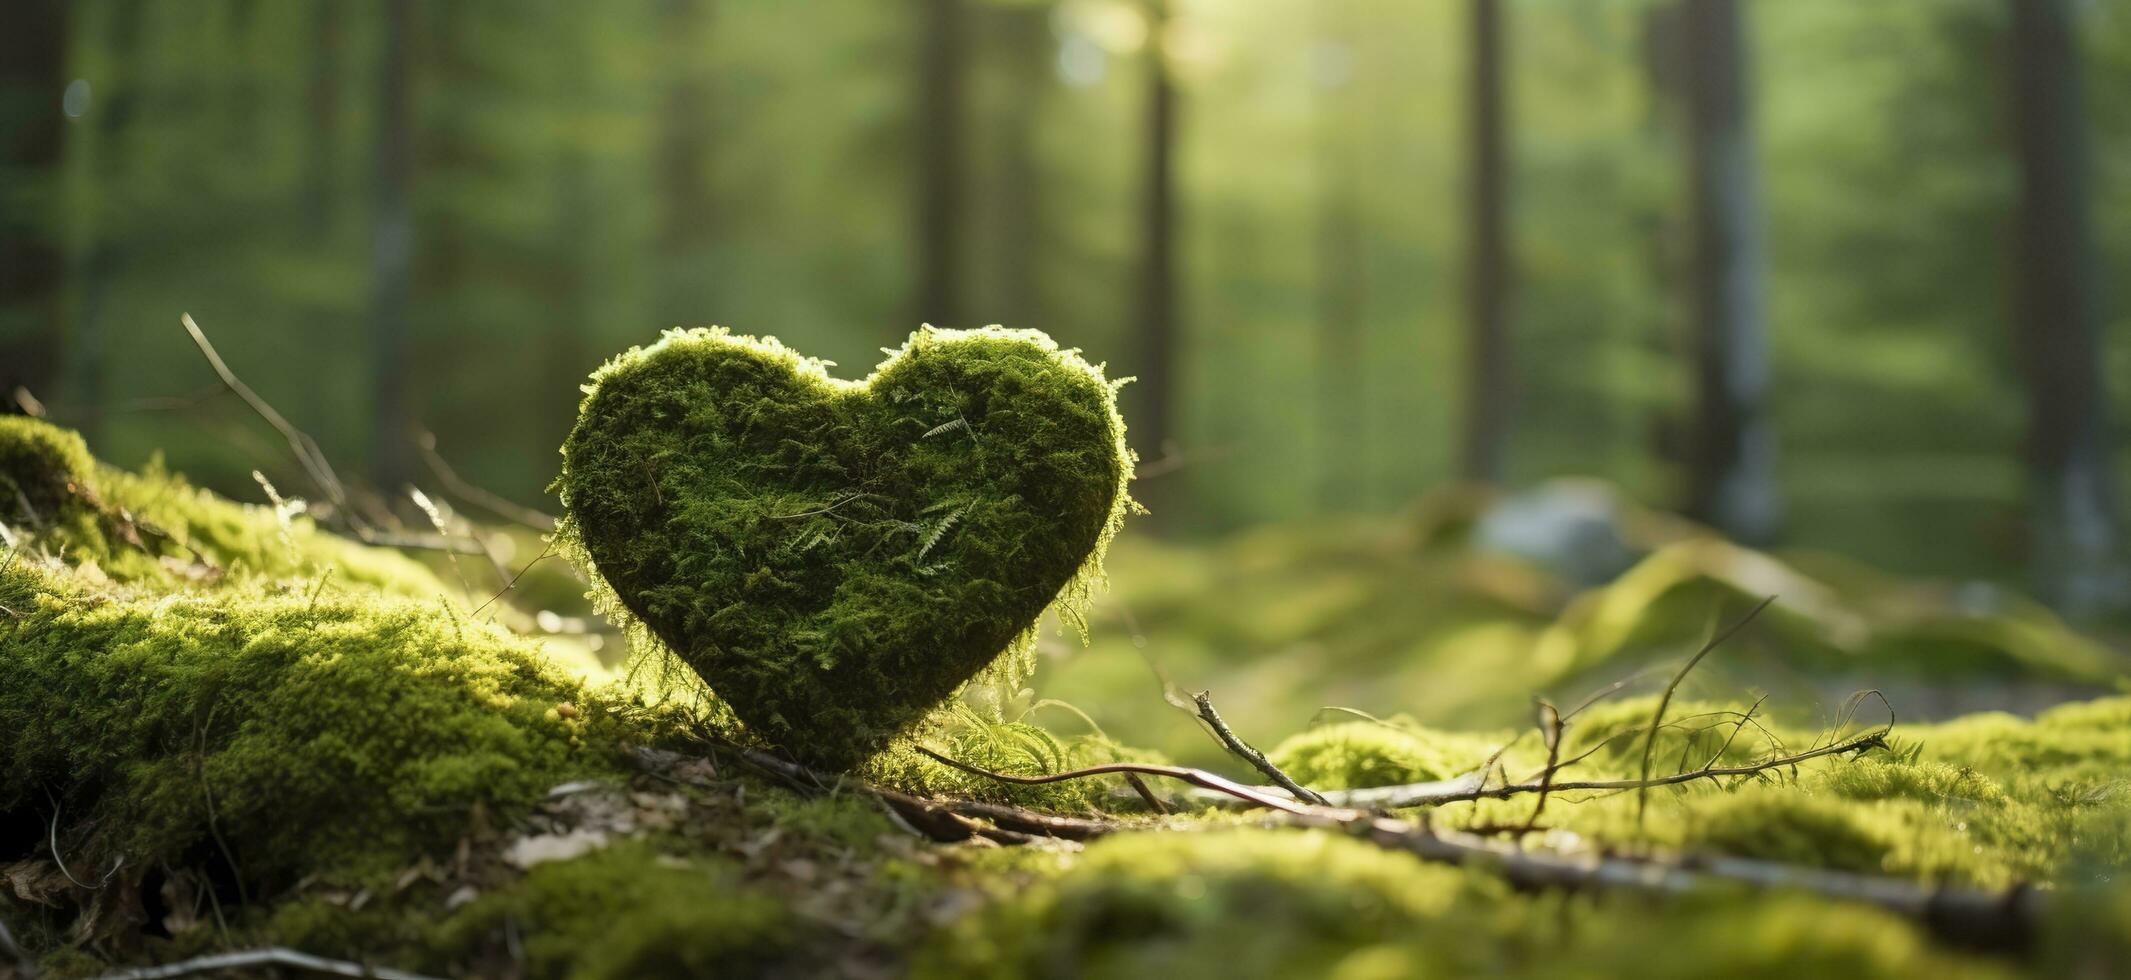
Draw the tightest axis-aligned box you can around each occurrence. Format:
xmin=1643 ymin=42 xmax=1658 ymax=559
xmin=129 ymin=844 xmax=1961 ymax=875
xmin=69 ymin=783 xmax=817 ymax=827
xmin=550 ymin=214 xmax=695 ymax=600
xmin=1520 ymin=699 xmax=1564 ymax=834
xmin=90 ymin=947 xmax=445 ymax=980
xmin=179 ymin=314 xmax=350 ymax=513
xmin=415 ymin=430 xmax=557 ymax=531
xmin=44 ymin=794 xmax=102 ymax=891
xmin=1638 ymin=595 xmax=1775 ymax=825
xmin=913 ymin=746 xmax=1314 ymax=815
xmin=1123 ymin=772 xmax=1171 ymax=815
xmin=1192 ymin=691 xmax=1329 ymax=806
xmin=1153 ymin=727 xmax=1891 ymax=811
xmin=471 ymin=540 xmax=556 ymax=617
xmin=672 ymin=738 xmax=2034 ymax=951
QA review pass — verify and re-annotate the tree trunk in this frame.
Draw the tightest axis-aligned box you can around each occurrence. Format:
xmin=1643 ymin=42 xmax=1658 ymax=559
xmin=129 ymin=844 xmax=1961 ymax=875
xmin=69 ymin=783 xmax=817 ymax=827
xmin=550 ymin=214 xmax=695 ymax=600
xmin=989 ymin=4 xmax=1047 ymax=325
xmin=304 ymin=0 xmax=343 ymax=238
xmin=1459 ymin=0 xmax=1511 ymax=485
xmin=369 ymin=0 xmax=416 ymax=493
xmin=0 ymin=0 xmax=68 ymax=407
xmin=1132 ymin=1 xmax=1179 ymax=508
xmin=913 ymin=0 xmax=965 ymax=328
xmin=2008 ymin=0 xmax=2121 ymax=616
xmin=1316 ymin=31 xmax=1366 ymax=510
xmin=65 ymin=0 xmax=145 ymax=436
xmin=1679 ymin=0 xmax=1779 ymax=544
xmin=656 ymin=0 xmax=715 ymax=319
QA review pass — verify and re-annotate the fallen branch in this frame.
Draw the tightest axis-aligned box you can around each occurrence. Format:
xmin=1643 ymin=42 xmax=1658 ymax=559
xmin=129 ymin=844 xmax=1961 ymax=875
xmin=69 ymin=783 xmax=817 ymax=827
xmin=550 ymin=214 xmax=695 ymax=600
xmin=1193 ymin=691 xmax=1329 ymax=806
xmin=91 ymin=946 xmax=445 ymax=980
xmin=179 ymin=315 xmax=350 ymax=517
xmin=911 ymin=746 xmax=1312 ymax=815
xmin=1328 ymin=813 xmax=2039 ymax=952
xmin=415 ymin=430 xmax=557 ymax=532
xmin=674 ymin=736 xmax=2036 ymax=951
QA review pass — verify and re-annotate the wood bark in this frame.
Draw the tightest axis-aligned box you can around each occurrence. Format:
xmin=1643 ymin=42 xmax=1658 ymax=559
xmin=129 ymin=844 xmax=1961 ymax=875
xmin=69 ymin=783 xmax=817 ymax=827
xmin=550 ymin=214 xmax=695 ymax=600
xmin=2008 ymin=0 xmax=2122 ymax=616
xmin=1679 ymin=0 xmax=1780 ymax=544
xmin=1460 ymin=0 xmax=1511 ymax=485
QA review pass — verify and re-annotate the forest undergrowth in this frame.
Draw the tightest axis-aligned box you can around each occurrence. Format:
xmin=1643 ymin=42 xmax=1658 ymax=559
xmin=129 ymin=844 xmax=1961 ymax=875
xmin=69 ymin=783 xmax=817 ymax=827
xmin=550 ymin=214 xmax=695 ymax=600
xmin=1 ymin=404 xmax=2127 ymax=978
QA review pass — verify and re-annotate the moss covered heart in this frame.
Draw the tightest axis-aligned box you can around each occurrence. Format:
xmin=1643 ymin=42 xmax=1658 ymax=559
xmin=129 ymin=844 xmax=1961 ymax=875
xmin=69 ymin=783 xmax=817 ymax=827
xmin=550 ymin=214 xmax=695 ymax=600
xmin=554 ymin=326 xmax=1132 ymax=769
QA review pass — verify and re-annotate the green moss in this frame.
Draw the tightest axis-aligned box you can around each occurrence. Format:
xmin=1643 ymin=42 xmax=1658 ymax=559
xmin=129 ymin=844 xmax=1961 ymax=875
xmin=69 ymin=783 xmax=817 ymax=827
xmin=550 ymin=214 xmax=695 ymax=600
xmin=0 ymin=563 xmax=628 ymax=891
xmin=1267 ymin=720 xmax=1496 ymax=789
xmin=916 ymin=828 xmax=2000 ymax=980
xmin=864 ymin=707 xmax=1164 ymax=812
xmin=915 ymin=829 xmax=1479 ymax=979
xmin=432 ymin=843 xmax=794 ymax=979
xmin=554 ymin=326 xmax=1134 ymax=770
xmin=0 ymin=417 xmax=449 ymax=598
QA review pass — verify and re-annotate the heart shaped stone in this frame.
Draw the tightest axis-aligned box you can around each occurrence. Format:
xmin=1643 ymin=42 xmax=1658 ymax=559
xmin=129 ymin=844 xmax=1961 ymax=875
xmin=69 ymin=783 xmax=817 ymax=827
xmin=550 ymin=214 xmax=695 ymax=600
xmin=555 ymin=326 xmax=1131 ymax=770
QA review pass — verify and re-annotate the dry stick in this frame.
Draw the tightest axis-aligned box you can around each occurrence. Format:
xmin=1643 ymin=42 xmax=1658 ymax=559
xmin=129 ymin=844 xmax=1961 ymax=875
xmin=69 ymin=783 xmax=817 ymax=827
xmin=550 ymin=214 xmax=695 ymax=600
xmin=471 ymin=540 xmax=556 ymax=618
xmin=1123 ymin=772 xmax=1172 ymax=815
xmin=698 ymin=741 xmax=2036 ymax=951
xmin=983 ymin=725 xmax=1887 ymax=813
xmin=1331 ymin=814 xmax=2040 ymax=952
xmin=913 ymin=746 xmax=1314 ymax=815
xmin=1518 ymin=699 xmax=1564 ymax=834
xmin=1192 ymin=692 xmax=1330 ymax=806
xmin=1636 ymin=595 xmax=1776 ymax=826
xmin=415 ymin=429 xmax=557 ymax=531
xmin=179 ymin=314 xmax=349 ymax=513
xmin=89 ymin=947 xmax=446 ymax=980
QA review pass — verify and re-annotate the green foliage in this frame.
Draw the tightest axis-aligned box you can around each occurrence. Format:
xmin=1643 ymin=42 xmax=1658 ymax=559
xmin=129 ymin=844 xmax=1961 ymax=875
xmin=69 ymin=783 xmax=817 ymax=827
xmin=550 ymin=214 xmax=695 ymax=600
xmin=554 ymin=326 xmax=1133 ymax=770
xmin=0 ymin=417 xmax=449 ymax=598
xmin=0 ymin=558 xmax=627 ymax=890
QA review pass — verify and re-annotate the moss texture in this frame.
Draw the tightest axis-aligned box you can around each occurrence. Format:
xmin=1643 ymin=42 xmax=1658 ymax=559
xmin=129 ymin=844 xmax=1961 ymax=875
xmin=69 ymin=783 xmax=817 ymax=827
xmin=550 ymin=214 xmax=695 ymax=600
xmin=1268 ymin=719 xmax=1497 ymax=789
xmin=0 ymin=558 xmax=627 ymax=892
xmin=0 ymin=416 xmax=449 ymax=598
xmin=554 ymin=326 xmax=1133 ymax=770
xmin=430 ymin=844 xmax=795 ymax=979
xmin=916 ymin=829 xmax=2005 ymax=980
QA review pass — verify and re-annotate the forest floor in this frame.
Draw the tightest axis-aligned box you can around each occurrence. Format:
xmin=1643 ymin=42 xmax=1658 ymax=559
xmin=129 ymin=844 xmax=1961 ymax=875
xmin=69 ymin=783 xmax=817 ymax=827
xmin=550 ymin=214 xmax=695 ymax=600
xmin=1 ymin=417 xmax=2126 ymax=979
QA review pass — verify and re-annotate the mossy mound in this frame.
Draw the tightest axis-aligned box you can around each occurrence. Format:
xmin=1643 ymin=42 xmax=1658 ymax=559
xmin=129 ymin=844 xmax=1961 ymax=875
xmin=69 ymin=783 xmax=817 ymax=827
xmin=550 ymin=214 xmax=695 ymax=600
xmin=1267 ymin=719 xmax=1497 ymax=789
xmin=916 ymin=829 xmax=2006 ymax=979
xmin=429 ymin=843 xmax=796 ymax=979
xmin=0 ymin=558 xmax=632 ymax=897
xmin=0 ymin=416 xmax=450 ymax=598
xmin=554 ymin=326 xmax=1133 ymax=770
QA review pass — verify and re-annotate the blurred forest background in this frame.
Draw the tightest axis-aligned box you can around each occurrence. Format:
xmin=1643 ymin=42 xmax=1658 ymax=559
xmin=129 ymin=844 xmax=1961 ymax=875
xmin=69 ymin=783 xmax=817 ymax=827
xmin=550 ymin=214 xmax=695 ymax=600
xmin=4 ymin=0 xmax=2131 ymax=628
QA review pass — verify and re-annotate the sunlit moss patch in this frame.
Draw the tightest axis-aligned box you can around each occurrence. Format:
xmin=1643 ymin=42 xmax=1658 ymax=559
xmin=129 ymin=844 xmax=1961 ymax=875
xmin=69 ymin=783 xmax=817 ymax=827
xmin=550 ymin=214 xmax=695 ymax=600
xmin=916 ymin=828 xmax=1999 ymax=980
xmin=0 ymin=561 xmax=629 ymax=893
xmin=0 ymin=416 xmax=449 ymax=598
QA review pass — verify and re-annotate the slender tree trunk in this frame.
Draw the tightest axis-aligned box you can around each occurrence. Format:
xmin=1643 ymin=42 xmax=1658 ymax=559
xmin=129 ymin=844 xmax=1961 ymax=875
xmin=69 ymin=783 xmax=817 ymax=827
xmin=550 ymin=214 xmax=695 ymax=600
xmin=1132 ymin=1 xmax=1179 ymax=496
xmin=66 ymin=0 xmax=145 ymax=436
xmin=1316 ymin=33 xmax=1366 ymax=510
xmin=1459 ymin=0 xmax=1511 ymax=485
xmin=369 ymin=0 xmax=416 ymax=492
xmin=304 ymin=0 xmax=343 ymax=238
xmin=914 ymin=0 xmax=965 ymax=328
xmin=656 ymin=0 xmax=715 ymax=318
xmin=1679 ymin=0 xmax=1778 ymax=544
xmin=2008 ymin=0 xmax=2121 ymax=616
xmin=0 ymin=0 xmax=68 ymax=407
xmin=990 ymin=4 xmax=1047 ymax=324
